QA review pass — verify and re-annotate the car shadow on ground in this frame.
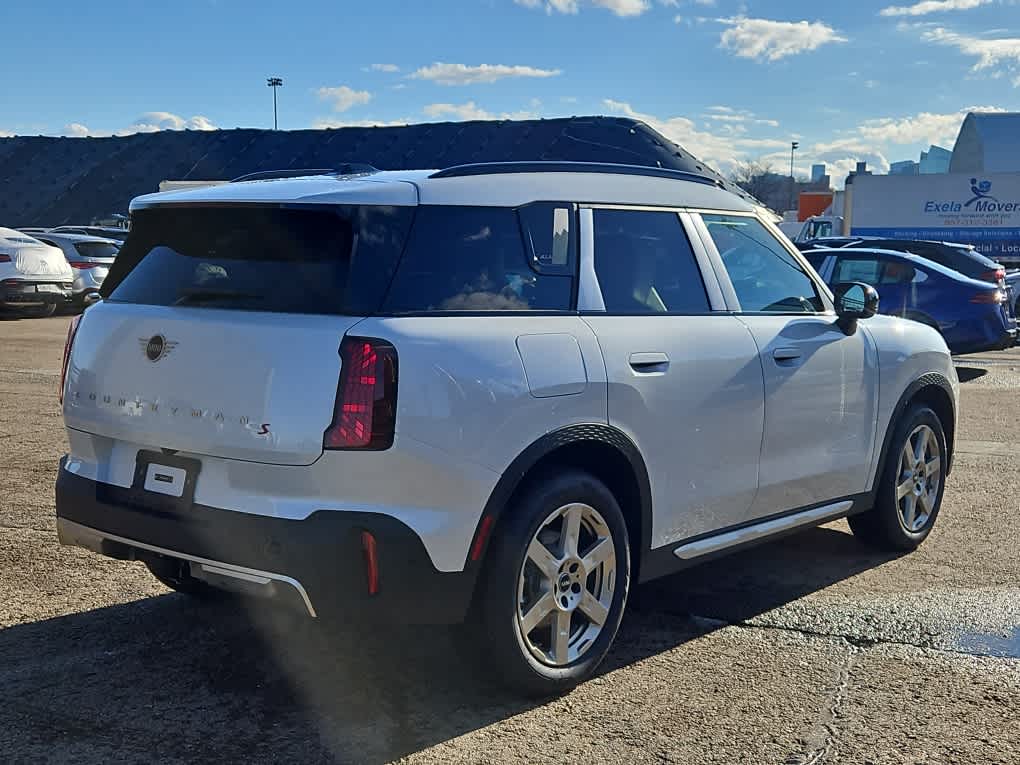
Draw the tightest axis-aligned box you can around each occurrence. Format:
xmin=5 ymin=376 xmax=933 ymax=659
xmin=955 ymin=366 xmax=989 ymax=383
xmin=0 ymin=526 xmax=898 ymax=764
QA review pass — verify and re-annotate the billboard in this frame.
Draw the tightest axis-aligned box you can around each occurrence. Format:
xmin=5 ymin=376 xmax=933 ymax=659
xmin=849 ymin=172 xmax=1020 ymax=258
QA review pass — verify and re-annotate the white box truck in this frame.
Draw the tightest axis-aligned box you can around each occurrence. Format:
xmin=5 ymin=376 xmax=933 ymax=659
xmin=793 ymin=172 xmax=1020 ymax=266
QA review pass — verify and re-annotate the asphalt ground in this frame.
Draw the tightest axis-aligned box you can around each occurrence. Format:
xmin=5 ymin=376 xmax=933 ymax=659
xmin=2 ymin=314 xmax=1018 ymax=764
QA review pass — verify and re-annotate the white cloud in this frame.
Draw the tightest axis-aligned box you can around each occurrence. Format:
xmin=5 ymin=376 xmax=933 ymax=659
xmin=422 ymin=101 xmax=539 ymax=121
xmin=855 ymin=105 xmax=1006 ymax=144
xmin=0 ymin=129 xmax=13 ymax=137
xmin=119 ymin=113 xmax=217 ymax=134
xmin=514 ymin=0 xmax=651 ymax=16
xmin=602 ymin=98 xmax=788 ymax=177
xmin=410 ymin=62 xmax=561 ymax=85
xmin=63 ymin=123 xmax=90 ymax=137
xmin=880 ymin=0 xmax=990 ymax=17
xmin=367 ymin=63 xmax=399 ymax=72
xmin=920 ymin=26 xmax=1020 ymax=85
xmin=718 ymin=17 xmax=848 ymax=61
xmin=312 ymin=118 xmax=410 ymax=129
xmin=702 ymin=108 xmax=780 ymax=127
xmin=316 ymin=85 xmax=372 ymax=112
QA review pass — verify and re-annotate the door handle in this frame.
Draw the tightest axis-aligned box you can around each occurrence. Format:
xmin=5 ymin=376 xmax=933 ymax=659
xmin=629 ymin=352 xmax=670 ymax=374
xmin=772 ymin=347 xmax=803 ymax=362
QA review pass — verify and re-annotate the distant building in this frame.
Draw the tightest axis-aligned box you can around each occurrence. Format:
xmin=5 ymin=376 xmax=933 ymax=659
xmin=811 ymin=164 xmax=826 ymax=183
xmin=920 ymin=145 xmax=952 ymax=174
xmin=950 ymin=112 xmax=1020 ymax=173
xmin=890 ymin=160 xmax=920 ymax=176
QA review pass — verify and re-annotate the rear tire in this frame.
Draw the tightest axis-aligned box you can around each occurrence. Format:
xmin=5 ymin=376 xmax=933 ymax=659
xmin=18 ymin=303 xmax=57 ymax=318
xmin=850 ymin=403 xmax=947 ymax=551
xmin=471 ymin=470 xmax=630 ymax=697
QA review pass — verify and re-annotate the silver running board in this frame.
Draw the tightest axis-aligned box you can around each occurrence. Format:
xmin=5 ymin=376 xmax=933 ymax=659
xmin=672 ymin=500 xmax=854 ymax=561
xmin=56 ymin=517 xmax=317 ymax=617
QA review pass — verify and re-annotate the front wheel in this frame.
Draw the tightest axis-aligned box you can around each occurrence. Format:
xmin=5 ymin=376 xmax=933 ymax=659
xmin=472 ymin=470 xmax=631 ymax=697
xmin=849 ymin=403 xmax=947 ymax=551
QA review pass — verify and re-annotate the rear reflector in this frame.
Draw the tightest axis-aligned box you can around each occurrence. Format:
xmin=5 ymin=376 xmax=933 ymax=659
xmin=0 ymin=254 xmax=10 ymax=263
xmin=470 ymin=515 xmax=495 ymax=562
xmin=67 ymin=261 xmax=101 ymax=269
xmin=59 ymin=314 xmax=83 ymax=404
xmin=361 ymin=531 xmax=379 ymax=596
xmin=324 ymin=337 xmax=398 ymax=450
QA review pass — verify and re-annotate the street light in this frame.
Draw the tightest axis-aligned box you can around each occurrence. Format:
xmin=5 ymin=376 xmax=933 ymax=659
xmin=267 ymin=77 xmax=283 ymax=130
xmin=789 ymin=141 xmax=800 ymax=213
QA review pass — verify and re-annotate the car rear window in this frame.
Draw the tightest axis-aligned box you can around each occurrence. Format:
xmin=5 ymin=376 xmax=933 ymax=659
xmin=74 ymin=241 xmax=119 ymax=259
xmin=104 ymin=205 xmax=415 ymax=315
xmin=381 ymin=205 xmax=574 ymax=313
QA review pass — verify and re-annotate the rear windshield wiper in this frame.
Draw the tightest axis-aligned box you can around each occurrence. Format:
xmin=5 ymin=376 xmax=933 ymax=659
xmin=173 ymin=288 xmax=264 ymax=306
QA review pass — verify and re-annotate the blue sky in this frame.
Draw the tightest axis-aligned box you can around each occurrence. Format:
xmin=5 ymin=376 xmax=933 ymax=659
xmin=4 ymin=0 xmax=1020 ymax=182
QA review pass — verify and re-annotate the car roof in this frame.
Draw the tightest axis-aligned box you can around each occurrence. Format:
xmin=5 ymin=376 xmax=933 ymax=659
xmin=130 ymin=163 xmax=758 ymax=214
xmin=808 ymin=247 xmax=997 ymax=288
xmin=32 ymin=231 xmax=120 ymax=244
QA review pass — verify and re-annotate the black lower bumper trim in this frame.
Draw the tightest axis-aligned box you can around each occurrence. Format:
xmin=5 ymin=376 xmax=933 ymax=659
xmin=55 ymin=462 xmax=477 ymax=624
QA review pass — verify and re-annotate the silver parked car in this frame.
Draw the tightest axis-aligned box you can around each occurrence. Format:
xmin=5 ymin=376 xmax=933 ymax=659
xmin=30 ymin=232 xmax=119 ymax=309
xmin=56 ymin=163 xmax=958 ymax=695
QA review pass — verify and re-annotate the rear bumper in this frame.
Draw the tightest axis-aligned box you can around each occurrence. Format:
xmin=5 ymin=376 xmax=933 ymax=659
xmin=0 ymin=281 xmax=72 ymax=307
xmin=55 ymin=462 xmax=478 ymax=624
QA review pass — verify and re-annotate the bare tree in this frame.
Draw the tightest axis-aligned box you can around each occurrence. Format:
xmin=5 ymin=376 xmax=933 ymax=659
xmin=730 ymin=160 xmax=784 ymax=203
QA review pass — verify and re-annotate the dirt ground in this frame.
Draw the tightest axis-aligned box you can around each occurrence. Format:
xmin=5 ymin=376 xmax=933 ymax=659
xmin=2 ymin=314 xmax=1019 ymax=764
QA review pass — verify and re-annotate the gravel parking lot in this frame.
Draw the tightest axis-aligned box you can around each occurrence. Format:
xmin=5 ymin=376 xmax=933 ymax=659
xmin=2 ymin=315 xmax=1019 ymax=764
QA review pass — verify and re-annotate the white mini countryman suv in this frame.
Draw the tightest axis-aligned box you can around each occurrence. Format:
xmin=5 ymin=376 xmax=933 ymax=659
xmin=56 ymin=163 xmax=957 ymax=695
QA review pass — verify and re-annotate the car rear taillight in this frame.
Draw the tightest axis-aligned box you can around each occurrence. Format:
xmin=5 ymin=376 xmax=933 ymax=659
xmin=0 ymin=254 xmax=11 ymax=263
xmin=971 ymin=290 xmax=1007 ymax=304
xmin=980 ymin=269 xmax=1006 ymax=283
xmin=67 ymin=261 xmax=100 ymax=269
xmin=59 ymin=314 xmax=82 ymax=404
xmin=323 ymin=337 xmax=398 ymax=450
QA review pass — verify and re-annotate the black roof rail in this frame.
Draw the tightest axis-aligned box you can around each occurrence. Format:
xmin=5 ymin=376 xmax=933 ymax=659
xmin=429 ymin=161 xmax=723 ymax=187
xmin=230 ymin=164 xmax=379 ymax=183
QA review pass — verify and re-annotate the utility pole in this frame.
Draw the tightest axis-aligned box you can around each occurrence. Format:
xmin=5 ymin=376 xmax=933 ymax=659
xmin=267 ymin=77 xmax=283 ymax=130
xmin=789 ymin=141 xmax=800 ymax=213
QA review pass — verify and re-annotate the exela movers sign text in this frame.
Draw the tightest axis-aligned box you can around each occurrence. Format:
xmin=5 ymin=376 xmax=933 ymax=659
xmin=850 ymin=172 xmax=1020 ymax=258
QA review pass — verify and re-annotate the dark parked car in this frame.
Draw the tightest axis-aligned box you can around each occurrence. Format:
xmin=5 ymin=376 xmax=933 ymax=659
xmin=842 ymin=239 xmax=1005 ymax=286
xmin=806 ymin=247 xmax=1016 ymax=355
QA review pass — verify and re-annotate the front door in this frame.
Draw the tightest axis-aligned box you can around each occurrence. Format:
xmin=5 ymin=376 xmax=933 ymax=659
xmin=582 ymin=207 xmax=765 ymax=549
xmin=698 ymin=213 xmax=880 ymax=517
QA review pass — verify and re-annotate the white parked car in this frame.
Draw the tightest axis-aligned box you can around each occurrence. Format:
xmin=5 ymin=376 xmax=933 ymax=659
xmin=0 ymin=228 xmax=73 ymax=317
xmin=30 ymin=232 xmax=119 ymax=309
xmin=55 ymin=163 xmax=958 ymax=695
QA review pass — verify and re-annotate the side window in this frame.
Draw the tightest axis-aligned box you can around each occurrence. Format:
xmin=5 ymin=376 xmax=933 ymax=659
xmin=703 ymin=214 xmax=823 ymax=313
xmin=834 ymin=257 xmax=883 ymax=285
xmin=912 ymin=268 xmax=929 ymax=284
xmin=592 ymin=209 xmax=710 ymax=315
xmin=382 ymin=205 xmax=573 ymax=313
xmin=880 ymin=259 xmax=915 ymax=285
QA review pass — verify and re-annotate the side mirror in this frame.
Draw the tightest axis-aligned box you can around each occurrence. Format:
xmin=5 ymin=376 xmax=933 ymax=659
xmin=833 ymin=282 xmax=879 ymax=334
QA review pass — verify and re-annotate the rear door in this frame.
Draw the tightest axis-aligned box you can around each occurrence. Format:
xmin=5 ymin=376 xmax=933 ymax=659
xmin=696 ymin=213 xmax=879 ymax=517
xmin=64 ymin=203 xmax=415 ymax=466
xmin=581 ymin=207 xmax=765 ymax=548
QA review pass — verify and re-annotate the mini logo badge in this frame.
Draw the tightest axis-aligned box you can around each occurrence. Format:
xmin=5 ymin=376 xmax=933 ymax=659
xmin=139 ymin=335 xmax=178 ymax=362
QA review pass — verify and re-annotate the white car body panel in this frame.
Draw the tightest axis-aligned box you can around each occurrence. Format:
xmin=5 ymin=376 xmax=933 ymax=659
xmin=58 ymin=167 xmax=959 ymax=601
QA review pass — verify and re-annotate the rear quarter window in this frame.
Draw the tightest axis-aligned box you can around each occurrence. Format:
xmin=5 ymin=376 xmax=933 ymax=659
xmin=381 ymin=205 xmax=574 ymax=313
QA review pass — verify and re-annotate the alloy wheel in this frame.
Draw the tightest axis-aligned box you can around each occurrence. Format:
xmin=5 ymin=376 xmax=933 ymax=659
xmin=516 ymin=502 xmax=617 ymax=667
xmin=896 ymin=424 xmax=942 ymax=533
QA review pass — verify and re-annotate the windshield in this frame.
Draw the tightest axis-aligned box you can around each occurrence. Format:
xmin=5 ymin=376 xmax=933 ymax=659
xmin=74 ymin=241 xmax=119 ymax=259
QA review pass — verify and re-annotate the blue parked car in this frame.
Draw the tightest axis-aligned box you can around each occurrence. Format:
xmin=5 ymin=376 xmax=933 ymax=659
xmin=805 ymin=248 xmax=1016 ymax=355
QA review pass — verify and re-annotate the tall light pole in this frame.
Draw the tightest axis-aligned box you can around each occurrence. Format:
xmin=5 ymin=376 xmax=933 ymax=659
xmin=789 ymin=141 xmax=800 ymax=213
xmin=267 ymin=77 xmax=283 ymax=130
